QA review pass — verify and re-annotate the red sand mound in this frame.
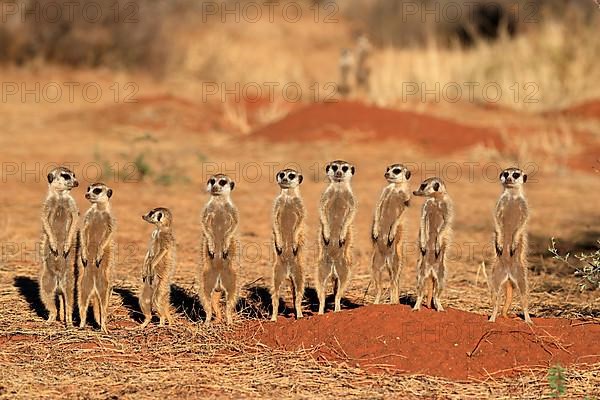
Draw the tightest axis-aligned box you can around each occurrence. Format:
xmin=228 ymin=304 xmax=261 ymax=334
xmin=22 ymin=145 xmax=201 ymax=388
xmin=553 ymin=100 xmax=600 ymax=120
xmin=245 ymin=305 xmax=600 ymax=380
xmin=251 ymin=101 xmax=502 ymax=153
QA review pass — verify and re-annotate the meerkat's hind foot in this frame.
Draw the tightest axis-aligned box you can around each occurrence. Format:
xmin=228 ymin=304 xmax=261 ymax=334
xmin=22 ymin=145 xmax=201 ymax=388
xmin=46 ymin=313 xmax=57 ymax=324
xmin=270 ymin=313 xmax=278 ymax=322
xmin=139 ymin=318 xmax=151 ymax=329
xmin=523 ymin=312 xmax=533 ymax=325
xmin=295 ymin=310 xmax=303 ymax=319
xmin=433 ymin=298 xmax=445 ymax=312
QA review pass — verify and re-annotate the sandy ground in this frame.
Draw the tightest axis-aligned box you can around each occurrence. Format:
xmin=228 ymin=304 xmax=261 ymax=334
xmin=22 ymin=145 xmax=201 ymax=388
xmin=1 ymin=69 xmax=599 ymax=398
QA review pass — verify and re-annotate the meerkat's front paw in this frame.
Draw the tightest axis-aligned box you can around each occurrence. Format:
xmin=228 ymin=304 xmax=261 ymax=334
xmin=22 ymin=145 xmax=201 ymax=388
xmin=420 ymin=246 xmax=427 ymax=256
xmin=322 ymin=232 xmax=330 ymax=246
xmin=371 ymin=230 xmax=379 ymax=243
xmin=95 ymin=256 xmax=103 ymax=268
xmin=387 ymin=235 xmax=394 ymax=247
xmin=222 ymin=250 xmax=229 ymax=259
xmin=434 ymin=242 xmax=442 ymax=259
xmin=509 ymin=245 xmax=517 ymax=257
xmin=63 ymin=244 xmax=71 ymax=258
xmin=49 ymin=242 xmax=59 ymax=257
xmin=80 ymin=253 xmax=88 ymax=267
xmin=292 ymin=244 xmax=299 ymax=256
xmin=338 ymin=238 xmax=345 ymax=247
xmin=275 ymin=243 xmax=283 ymax=256
xmin=495 ymin=243 xmax=503 ymax=256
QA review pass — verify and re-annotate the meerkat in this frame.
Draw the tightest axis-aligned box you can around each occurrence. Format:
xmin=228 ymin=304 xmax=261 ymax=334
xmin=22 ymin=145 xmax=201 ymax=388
xmin=488 ymin=167 xmax=532 ymax=324
xmin=355 ymin=34 xmax=372 ymax=91
xmin=337 ymin=48 xmax=354 ymax=97
xmin=78 ymin=183 xmax=115 ymax=333
xmin=271 ymin=169 xmax=306 ymax=321
xmin=39 ymin=166 xmax=79 ymax=326
xmin=412 ymin=177 xmax=453 ymax=312
xmin=199 ymin=174 xmax=239 ymax=325
xmin=371 ymin=164 xmax=411 ymax=304
xmin=139 ymin=207 xmax=176 ymax=328
xmin=316 ymin=160 xmax=357 ymax=314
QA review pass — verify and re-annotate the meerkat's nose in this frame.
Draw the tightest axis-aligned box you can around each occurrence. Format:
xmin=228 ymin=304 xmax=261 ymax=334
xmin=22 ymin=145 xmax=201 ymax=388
xmin=85 ymin=193 xmax=91 ymax=199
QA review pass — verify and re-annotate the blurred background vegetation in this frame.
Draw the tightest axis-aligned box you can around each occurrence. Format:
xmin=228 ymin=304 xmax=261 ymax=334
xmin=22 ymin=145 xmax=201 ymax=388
xmin=1 ymin=0 xmax=598 ymax=109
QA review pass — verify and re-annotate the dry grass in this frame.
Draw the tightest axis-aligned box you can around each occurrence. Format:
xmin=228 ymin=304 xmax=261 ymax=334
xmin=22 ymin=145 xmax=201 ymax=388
xmin=2 ymin=263 xmax=600 ymax=399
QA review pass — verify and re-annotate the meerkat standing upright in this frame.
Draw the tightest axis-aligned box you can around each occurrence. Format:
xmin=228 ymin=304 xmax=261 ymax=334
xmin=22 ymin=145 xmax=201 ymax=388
xmin=39 ymin=167 xmax=79 ymax=326
xmin=78 ymin=183 xmax=115 ymax=333
xmin=371 ymin=164 xmax=411 ymax=304
xmin=139 ymin=207 xmax=176 ymax=328
xmin=412 ymin=177 xmax=453 ymax=312
xmin=337 ymin=48 xmax=354 ymax=97
xmin=488 ymin=167 xmax=532 ymax=324
xmin=316 ymin=160 xmax=357 ymax=314
xmin=270 ymin=169 xmax=306 ymax=321
xmin=199 ymin=174 xmax=239 ymax=325
xmin=355 ymin=34 xmax=372 ymax=92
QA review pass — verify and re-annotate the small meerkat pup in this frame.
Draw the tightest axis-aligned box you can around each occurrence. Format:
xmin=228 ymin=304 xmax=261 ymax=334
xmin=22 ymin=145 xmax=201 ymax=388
xmin=39 ymin=166 xmax=79 ymax=326
xmin=78 ymin=183 xmax=115 ymax=333
xmin=371 ymin=164 xmax=411 ymax=304
xmin=316 ymin=160 xmax=357 ymax=314
xmin=271 ymin=169 xmax=306 ymax=321
xmin=488 ymin=167 xmax=532 ymax=324
xmin=412 ymin=177 xmax=453 ymax=312
xmin=139 ymin=207 xmax=176 ymax=329
xmin=199 ymin=174 xmax=239 ymax=325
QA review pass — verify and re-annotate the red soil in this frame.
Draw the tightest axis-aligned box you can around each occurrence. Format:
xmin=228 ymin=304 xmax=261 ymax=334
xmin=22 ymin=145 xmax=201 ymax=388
xmin=553 ymin=100 xmax=600 ymax=120
xmin=246 ymin=305 xmax=600 ymax=380
xmin=251 ymin=101 xmax=503 ymax=153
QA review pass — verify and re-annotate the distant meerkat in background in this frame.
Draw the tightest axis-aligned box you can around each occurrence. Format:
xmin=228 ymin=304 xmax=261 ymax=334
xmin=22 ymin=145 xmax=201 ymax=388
xmin=78 ymin=183 xmax=115 ymax=333
xmin=199 ymin=174 xmax=239 ymax=325
xmin=412 ymin=177 xmax=453 ymax=312
xmin=271 ymin=169 xmax=306 ymax=321
xmin=39 ymin=166 xmax=79 ymax=326
xmin=337 ymin=48 xmax=354 ymax=97
xmin=316 ymin=160 xmax=357 ymax=314
xmin=355 ymin=34 xmax=372 ymax=91
xmin=488 ymin=167 xmax=532 ymax=324
xmin=139 ymin=207 xmax=176 ymax=329
xmin=371 ymin=164 xmax=411 ymax=304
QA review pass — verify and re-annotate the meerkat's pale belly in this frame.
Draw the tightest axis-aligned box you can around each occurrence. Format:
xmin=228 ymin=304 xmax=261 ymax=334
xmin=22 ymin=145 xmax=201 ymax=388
xmin=279 ymin=204 xmax=298 ymax=249
xmin=424 ymin=203 xmax=444 ymax=249
xmin=49 ymin=200 xmax=71 ymax=246
xmin=501 ymin=200 xmax=521 ymax=247
xmin=380 ymin=194 xmax=405 ymax=234
xmin=87 ymin=213 xmax=111 ymax=259
xmin=327 ymin=193 xmax=353 ymax=238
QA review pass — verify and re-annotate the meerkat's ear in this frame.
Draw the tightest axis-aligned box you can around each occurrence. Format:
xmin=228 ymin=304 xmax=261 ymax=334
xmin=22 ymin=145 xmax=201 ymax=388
xmin=298 ymin=174 xmax=303 ymax=184
xmin=47 ymin=173 xmax=54 ymax=183
xmin=107 ymin=189 xmax=113 ymax=198
xmin=499 ymin=171 xmax=504 ymax=180
xmin=351 ymin=166 xmax=355 ymax=175
xmin=325 ymin=164 xmax=331 ymax=174
xmin=523 ymin=174 xmax=528 ymax=183
xmin=230 ymin=181 xmax=235 ymax=191
xmin=405 ymin=170 xmax=411 ymax=180
xmin=433 ymin=182 xmax=440 ymax=191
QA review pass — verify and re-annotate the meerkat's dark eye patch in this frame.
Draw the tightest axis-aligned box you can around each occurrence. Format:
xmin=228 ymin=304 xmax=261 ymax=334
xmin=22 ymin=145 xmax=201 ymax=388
xmin=157 ymin=212 xmax=162 ymax=221
xmin=87 ymin=186 xmax=91 ymax=192
xmin=512 ymin=172 xmax=521 ymax=179
xmin=419 ymin=183 xmax=427 ymax=191
xmin=502 ymin=171 xmax=510 ymax=179
xmin=92 ymin=188 xmax=102 ymax=195
xmin=278 ymin=172 xmax=285 ymax=179
xmin=433 ymin=182 xmax=440 ymax=191
xmin=209 ymin=178 xmax=216 ymax=185
xmin=393 ymin=168 xmax=401 ymax=175
xmin=332 ymin=165 xmax=338 ymax=172
xmin=61 ymin=173 xmax=71 ymax=180
xmin=342 ymin=166 xmax=349 ymax=173
xmin=288 ymin=173 xmax=296 ymax=180
xmin=219 ymin=179 xmax=227 ymax=186
xmin=148 ymin=210 xmax=155 ymax=217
